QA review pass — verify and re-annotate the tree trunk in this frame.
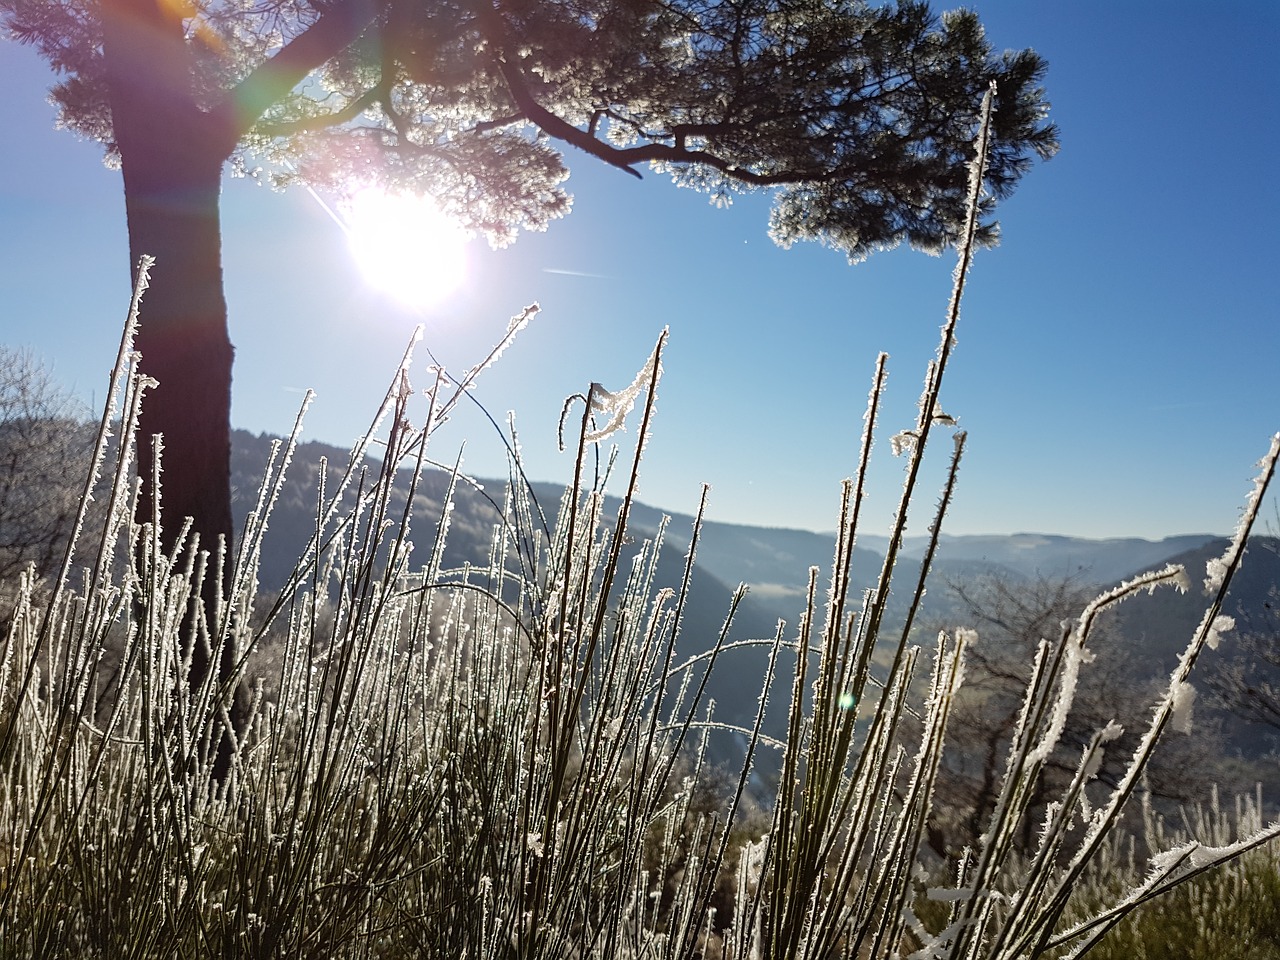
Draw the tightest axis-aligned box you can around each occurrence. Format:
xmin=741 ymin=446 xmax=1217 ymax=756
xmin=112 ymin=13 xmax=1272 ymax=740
xmin=123 ymin=156 xmax=235 ymax=569
xmin=102 ymin=0 xmax=237 ymax=565
xmin=103 ymin=0 xmax=243 ymax=778
xmin=122 ymin=150 xmax=246 ymax=781
xmin=97 ymin=0 xmax=376 ymax=781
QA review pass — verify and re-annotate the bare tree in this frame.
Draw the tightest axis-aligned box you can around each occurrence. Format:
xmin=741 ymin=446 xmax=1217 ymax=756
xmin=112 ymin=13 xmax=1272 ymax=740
xmin=1206 ymin=537 xmax=1280 ymax=737
xmin=0 ymin=346 xmax=92 ymax=587
xmin=924 ymin=571 xmax=1227 ymax=859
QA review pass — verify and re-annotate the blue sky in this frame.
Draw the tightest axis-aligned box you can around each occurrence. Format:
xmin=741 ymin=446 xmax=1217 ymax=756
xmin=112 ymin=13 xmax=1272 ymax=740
xmin=1 ymin=2 xmax=1278 ymax=540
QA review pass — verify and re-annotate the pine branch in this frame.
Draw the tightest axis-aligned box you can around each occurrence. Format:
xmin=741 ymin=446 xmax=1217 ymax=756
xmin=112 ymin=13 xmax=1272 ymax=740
xmin=492 ymin=51 xmax=842 ymax=187
xmin=252 ymin=78 xmax=390 ymax=139
xmin=211 ymin=0 xmax=380 ymax=144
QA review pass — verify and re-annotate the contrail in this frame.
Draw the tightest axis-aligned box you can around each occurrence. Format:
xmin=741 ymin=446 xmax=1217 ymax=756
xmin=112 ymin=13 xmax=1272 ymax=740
xmin=542 ymin=267 xmax=611 ymax=279
xmin=299 ymin=177 xmax=353 ymax=236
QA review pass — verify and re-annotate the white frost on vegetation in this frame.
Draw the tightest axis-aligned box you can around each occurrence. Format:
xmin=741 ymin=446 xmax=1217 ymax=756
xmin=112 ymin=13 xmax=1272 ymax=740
xmin=891 ymin=430 xmax=917 ymax=457
xmin=1080 ymin=721 xmax=1124 ymax=783
xmin=1206 ymin=614 xmax=1235 ymax=651
xmin=1149 ymin=822 xmax=1280 ymax=880
xmin=1172 ymin=675 xmax=1198 ymax=737
xmin=1028 ymin=566 xmax=1186 ymax=770
xmin=1205 ymin=433 xmax=1280 ymax=592
xmin=741 ymin=835 xmax=768 ymax=888
xmin=583 ymin=332 xmax=666 ymax=444
xmin=946 ymin=629 xmax=976 ymax=694
xmin=471 ymin=304 xmax=537 ymax=380
xmin=1204 ymin=556 xmax=1230 ymax=594
xmin=905 ymin=917 xmax=980 ymax=960
xmin=1170 ymin=681 xmax=1196 ymax=735
xmin=1026 ymin=636 xmax=1088 ymax=768
xmin=526 ymin=831 xmax=545 ymax=858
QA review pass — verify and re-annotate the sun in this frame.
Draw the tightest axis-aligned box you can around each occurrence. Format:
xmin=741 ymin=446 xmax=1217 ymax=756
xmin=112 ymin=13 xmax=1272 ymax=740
xmin=342 ymin=187 xmax=469 ymax=307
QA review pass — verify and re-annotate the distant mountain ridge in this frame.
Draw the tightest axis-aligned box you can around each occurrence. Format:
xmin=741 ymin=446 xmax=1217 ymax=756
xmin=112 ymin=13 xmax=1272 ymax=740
xmin=229 ymin=429 xmax=1280 ymax=766
xmin=867 ymin=532 xmax=1221 ymax=584
xmin=228 ymin=428 xmax=1255 ymax=710
xmin=230 ymin=428 xmax=1223 ymax=600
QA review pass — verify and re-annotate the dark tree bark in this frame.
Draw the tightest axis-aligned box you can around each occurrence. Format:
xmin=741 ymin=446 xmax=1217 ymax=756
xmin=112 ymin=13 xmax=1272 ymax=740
xmin=98 ymin=0 xmax=378 ymax=570
xmin=122 ymin=153 xmax=236 ymax=569
xmin=102 ymin=0 xmax=242 ymax=775
xmin=102 ymin=0 xmax=238 ymax=558
xmin=96 ymin=0 xmax=377 ymax=779
xmin=121 ymin=153 xmax=245 ymax=777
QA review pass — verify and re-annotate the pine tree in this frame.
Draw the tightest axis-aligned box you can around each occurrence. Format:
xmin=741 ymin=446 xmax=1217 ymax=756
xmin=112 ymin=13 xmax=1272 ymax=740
xmin=2 ymin=0 xmax=1056 ymax=715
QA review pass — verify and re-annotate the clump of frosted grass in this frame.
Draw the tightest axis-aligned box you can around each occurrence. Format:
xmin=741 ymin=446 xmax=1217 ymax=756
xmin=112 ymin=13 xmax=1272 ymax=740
xmin=1 ymin=87 xmax=1278 ymax=958
xmin=1044 ymin=786 xmax=1280 ymax=960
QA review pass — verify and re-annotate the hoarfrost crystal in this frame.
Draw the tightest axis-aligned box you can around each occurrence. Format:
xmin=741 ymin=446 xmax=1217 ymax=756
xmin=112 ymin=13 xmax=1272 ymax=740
xmin=1170 ymin=680 xmax=1196 ymax=735
xmin=891 ymin=430 xmax=917 ymax=457
xmin=582 ymin=330 xmax=666 ymax=444
xmin=1206 ymin=614 xmax=1235 ymax=651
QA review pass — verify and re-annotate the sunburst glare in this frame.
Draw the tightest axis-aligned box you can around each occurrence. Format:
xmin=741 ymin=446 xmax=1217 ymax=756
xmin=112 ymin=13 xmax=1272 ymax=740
xmin=342 ymin=187 xmax=469 ymax=307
